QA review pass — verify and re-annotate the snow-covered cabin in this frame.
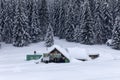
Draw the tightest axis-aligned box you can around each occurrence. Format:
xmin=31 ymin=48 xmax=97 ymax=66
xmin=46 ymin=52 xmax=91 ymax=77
xmin=42 ymin=45 xmax=70 ymax=63
xmin=67 ymin=47 xmax=89 ymax=61
xmin=42 ymin=45 xmax=99 ymax=63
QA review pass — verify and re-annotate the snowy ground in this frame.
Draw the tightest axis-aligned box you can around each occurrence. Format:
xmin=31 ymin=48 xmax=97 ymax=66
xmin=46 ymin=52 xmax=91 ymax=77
xmin=0 ymin=38 xmax=120 ymax=80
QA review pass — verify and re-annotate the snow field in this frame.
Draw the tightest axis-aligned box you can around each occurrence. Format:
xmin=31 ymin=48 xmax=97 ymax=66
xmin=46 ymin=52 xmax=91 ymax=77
xmin=0 ymin=38 xmax=120 ymax=80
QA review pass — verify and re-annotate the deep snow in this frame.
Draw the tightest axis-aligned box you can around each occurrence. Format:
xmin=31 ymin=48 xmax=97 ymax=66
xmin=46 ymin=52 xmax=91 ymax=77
xmin=0 ymin=38 xmax=120 ymax=80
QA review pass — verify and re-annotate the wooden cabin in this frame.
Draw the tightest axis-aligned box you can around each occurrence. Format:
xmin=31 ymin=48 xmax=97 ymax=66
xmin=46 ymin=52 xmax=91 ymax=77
xmin=48 ymin=48 xmax=69 ymax=63
xmin=42 ymin=45 xmax=70 ymax=63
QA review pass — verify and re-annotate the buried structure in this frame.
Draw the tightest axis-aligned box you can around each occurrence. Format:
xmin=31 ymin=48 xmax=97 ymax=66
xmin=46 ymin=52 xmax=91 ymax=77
xmin=26 ymin=45 xmax=100 ymax=63
xmin=67 ymin=47 xmax=89 ymax=61
xmin=38 ymin=45 xmax=100 ymax=63
xmin=42 ymin=45 xmax=70 ymax=63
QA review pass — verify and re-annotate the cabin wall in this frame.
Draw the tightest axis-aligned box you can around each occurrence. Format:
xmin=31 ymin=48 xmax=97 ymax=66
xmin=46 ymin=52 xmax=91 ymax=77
xmin=48 ymin=49 xmax=69 ymax=63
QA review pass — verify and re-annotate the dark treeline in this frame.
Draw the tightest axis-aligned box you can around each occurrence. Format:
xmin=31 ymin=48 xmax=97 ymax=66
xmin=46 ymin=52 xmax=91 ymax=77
xmin=0 ymin=0 xmax=120 ymax=50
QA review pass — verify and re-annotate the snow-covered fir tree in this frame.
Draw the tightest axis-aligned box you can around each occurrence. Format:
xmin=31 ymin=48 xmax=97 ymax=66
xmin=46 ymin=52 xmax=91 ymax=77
xmin=38 ymin=0 xmax=49 ymax=40
xmin=0 ymin=0 xmax=119 ymax=50
xmin=13 ymin=0 xmax=30 ymax=47
xmin=45 ymin=23 xmax=54 ymax=47
xmin=0 ymin=25 xmax=2 ymax=42
xmin=0 ymin=0 xmax=6 ymax=42
xmin=3 ymin=0 xmax=16 ymax=43
xmin=25 ymin=0 xmax=35 ymax=42
xmin=101 ymin=1 xmax=113 ymax=42
xmin=58 ymin=0 xmax=68 ymax=39
xmin=73 ymin=25 xmax=81 ymax=43
xmin=53 ymin=0 xmax=60 ymax=36
xmin=65 ymin=2 xmax=75 ymax=42
xmin=65 ymin=0 xmax=83 ymax=42
xmin=0 ymin=17 xmax=1 ymax=42
xmin=0 ymin=1 xmax=2 ymax=42
xmin=3 ymin=2 xmax=13 ymax=43
xmin=72 ymin=0 xmax=82 ymax=27
xmin=72 ymin=0 xmax=83 ymax=42
xmin=30 ymin=0 xmax=43 ymax=43
xmin=116 ymin=0 xmax=120 ymax=16
xmin=48 ymin=1 xmax=54 ymax=33
xmin=88 ymin=0 xmax=96 ymax=18
xmin=94 ymin=0 xmax=105 ymax=44
xmin=108 ymin=0 xmax=118 ymax=25
xmin=111 ymin=16 xmax=120 ymax=50
xmin=79 ymin=1 xmax=94 ymax=45
xmin=26 ymin=0 xmax=33 ymax=29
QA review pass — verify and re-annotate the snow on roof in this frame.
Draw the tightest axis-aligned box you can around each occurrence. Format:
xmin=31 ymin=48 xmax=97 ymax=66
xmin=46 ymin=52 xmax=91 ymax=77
xmin=47 ymin=45 xmax=71 ymax=60
xmin=88 ymin=53 xmax=100 ymax=55
xmin=67 ymin=47 xmax=89 ymax=60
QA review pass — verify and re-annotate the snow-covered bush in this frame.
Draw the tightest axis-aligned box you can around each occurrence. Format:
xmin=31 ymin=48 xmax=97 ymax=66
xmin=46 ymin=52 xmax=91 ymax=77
xmin=45 ymin=24 xmax=54 ymax=47
xmin=106 ymin=39 xmax=112 ymax=46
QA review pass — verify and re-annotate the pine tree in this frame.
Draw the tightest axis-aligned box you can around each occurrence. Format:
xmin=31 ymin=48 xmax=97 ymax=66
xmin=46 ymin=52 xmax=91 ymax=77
xmin=0 ymin=7 xmax=2 ymax=42
xmin=0 ymin=27 xmax=2 ymax=42
xmin=111 ymin=16 xmax=120 ymax=50
xmin=26 ymin=0 xmax=33 ymax=28
xmin=79 ymin=1 xmax=94 ymax=45
xmin=58 ymin=0 xmax=68 ymax=39
xmin=13 ymin=0 xmax=30 ymax=47
xmin=3 ymin=2 xmax=12 ymax=43
xmin=65 ymin=2 xmax=75 ymax=42
xmin=0 ymin=0 xmax=118 ymax=48
xmin=72 ymin=0 xmax=82 ymax=27
xmin=3 ymin=0 xmax=16 ymax=43
xmin=38 ymin=0 xmax=49 ymax=40
xmin=49 ymin=1 xmax=54 ymax=33
xmin=65 ymin=0 xmax=83 ymax=42
xmin=116 ymin=0 xmax=120 ymax=15
xmin=25 ymin=0 xmax=34 ymax=42
xmin=0 ymin=0 xmax=6 ymax=42
xmin=94 ymin=14 xmax=105 ymax=44
xmin=88 ymin=0 xmax=96 ymax=18
xmin=94 ymin=1 xmax=105 ymax=44
xmin=72 ymin=0 xmax=83 ymax=42
xmin=30 ymin=0 xmax=43 ymax=43
xmin=0 ymin=1 xmax=2 ymax=42
xmin=74 ymin=25 xmax=81 ymax=43
xmin=45 ymin=23 xmax=54 ymax=47
xmin=101 ymin=1 xmax=113 ymax=41
xmin=53 ymin=0 xmax=60 ymax=36
xmin=108 ymin=0 xmax=118 ymax=25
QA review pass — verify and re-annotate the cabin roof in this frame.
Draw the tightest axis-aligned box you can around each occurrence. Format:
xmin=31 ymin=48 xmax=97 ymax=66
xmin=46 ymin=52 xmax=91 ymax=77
xmin=41 ymin=45 xmax=93 ymax=60
xmin=47 ymin=45 xmax=71 ymax=60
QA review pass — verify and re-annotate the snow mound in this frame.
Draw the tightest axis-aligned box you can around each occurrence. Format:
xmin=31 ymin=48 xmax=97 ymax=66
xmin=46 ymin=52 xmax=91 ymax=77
xmin=95 ymin=53 xmax=114 ymax=61
xmin=67 ymin=47 xmax=89 ymax=60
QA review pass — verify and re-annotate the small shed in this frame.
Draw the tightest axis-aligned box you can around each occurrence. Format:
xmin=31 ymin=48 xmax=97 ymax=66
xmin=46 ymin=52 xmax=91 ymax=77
xmin=26 ymin=54 xmax=42 ymax=61
xmin=42 ymin=45 xmax=70 ymax=63
xmin=26 ymin=51 xmax=42 ymax=61
xmin=89 ymin=53 xmax=100 ymax=59
xmin=67 ymin=47 xmax=89 ymax=61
